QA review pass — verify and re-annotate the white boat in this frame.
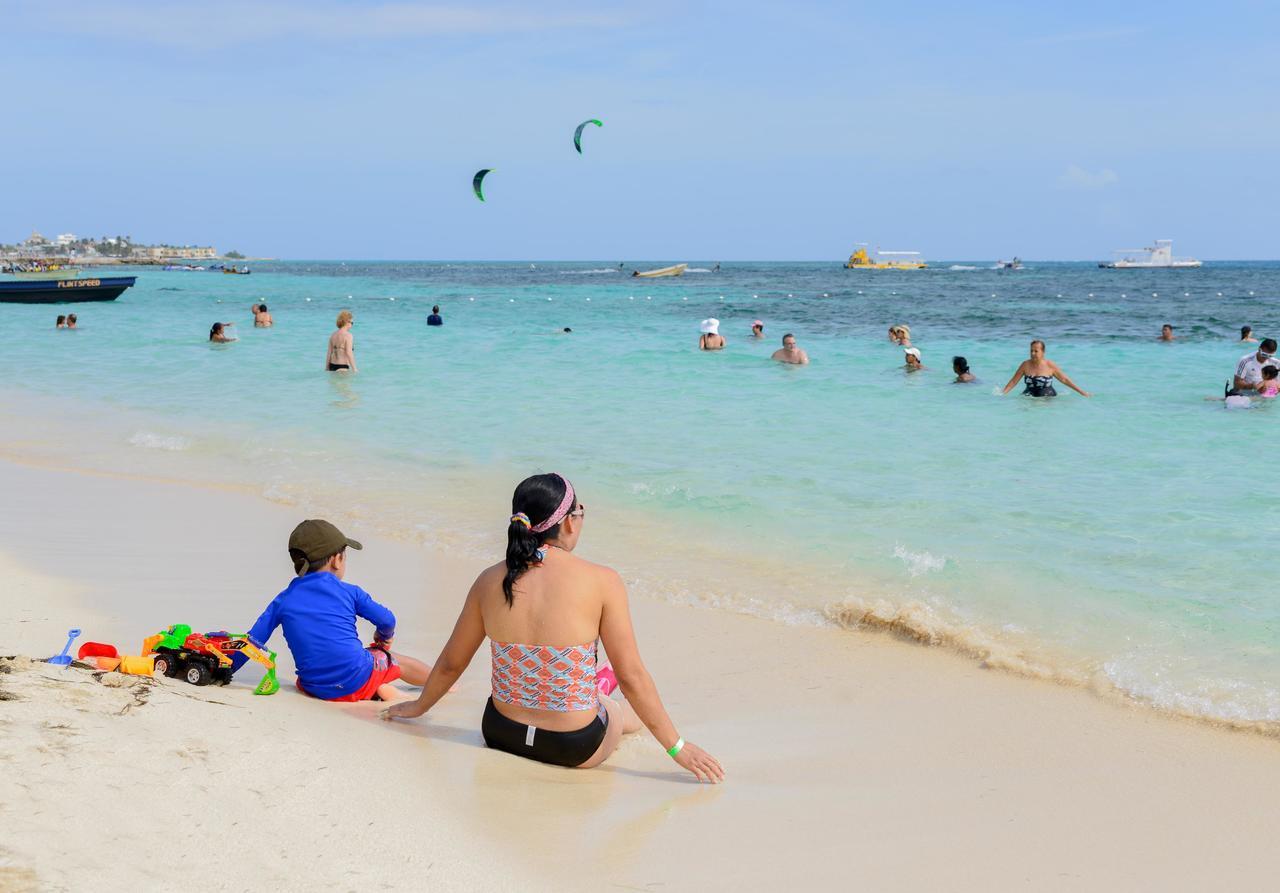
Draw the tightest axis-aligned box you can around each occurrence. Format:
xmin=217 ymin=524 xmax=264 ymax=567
xmin=632 ymin=263 xmax=688 ymax=278
xmin=1099 ymin=240 xmax=1202 ymax=268
xmin=996 ymin=257 xmax=1023 ymax=270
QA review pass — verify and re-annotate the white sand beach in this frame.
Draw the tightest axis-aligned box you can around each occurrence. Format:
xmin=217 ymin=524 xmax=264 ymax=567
xmin=2 ymin=455 xmax=1279 ymax=892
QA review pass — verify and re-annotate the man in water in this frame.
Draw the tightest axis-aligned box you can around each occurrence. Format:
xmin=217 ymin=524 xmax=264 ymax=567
xmin=252 ymin=303 xmax=273 ymax=327
xmin=1159 ymin=324 xmax=1175 ymax=341
xmin=903 ymin=347 xmax=925 ymax=371
xmin=771 ymin=333 xmax=809 ymax=365
xmin=1232 ymin=338 xmax=1279 ymax=393
xmin=66 ymin=314 xmax=77 ymax=329
xmin=427 ymin=305 xmax=443 ymax=326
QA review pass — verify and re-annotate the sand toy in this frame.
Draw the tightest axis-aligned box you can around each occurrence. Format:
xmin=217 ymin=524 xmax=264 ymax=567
xmin=142 ymin=624 xmax=277 ymax=693
xmin=47 ymin=628 xmax=81 ymax=666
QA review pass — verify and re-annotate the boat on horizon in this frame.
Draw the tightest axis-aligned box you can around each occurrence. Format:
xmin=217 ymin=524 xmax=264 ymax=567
xmin=844 ymin=245 xmax=927 ymax=270
xmin=0 ymin=274 xmax=136 ymax=303
xmin=632 ymin=263 xmax=688 ymax=278
xmin=1099 ymin=240 xmax=1202 ymax=269
xmin=996 ymin=257 xmax=1023 ymax=270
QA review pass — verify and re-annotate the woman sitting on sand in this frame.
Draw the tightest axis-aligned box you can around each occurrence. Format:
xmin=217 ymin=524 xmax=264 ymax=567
xmin=384 ymin=473 xmax=724 ymax=782
xmin=1001 ymin=339 xmax=1090 ymax=398
xmin=327 ymin=310 xmax=356 ymax=372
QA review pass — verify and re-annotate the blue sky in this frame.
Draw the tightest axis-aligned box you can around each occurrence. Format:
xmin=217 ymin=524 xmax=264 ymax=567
xmin=5 ymin=0 xmax=1279 ymax=260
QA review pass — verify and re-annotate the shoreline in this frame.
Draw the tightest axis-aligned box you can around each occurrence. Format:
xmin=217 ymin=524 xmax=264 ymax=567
xmin=2 ymin=456 xmax=1280 ymax=888
xmin=0 ymin=388 xmax=1276 ymax=741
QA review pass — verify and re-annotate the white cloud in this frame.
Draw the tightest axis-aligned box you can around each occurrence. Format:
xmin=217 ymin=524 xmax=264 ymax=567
xmin=1058 ymin=164 xmax=1119 ymax=190
xmin=36 ymin=2 xmax=628 ymax=48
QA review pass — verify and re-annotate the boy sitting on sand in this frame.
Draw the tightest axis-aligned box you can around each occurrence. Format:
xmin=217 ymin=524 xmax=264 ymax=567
xmin=241 ymin=519 xmax=433 ymax=702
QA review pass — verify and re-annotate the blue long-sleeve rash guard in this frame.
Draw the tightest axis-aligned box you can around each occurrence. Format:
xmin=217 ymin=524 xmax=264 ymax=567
xmin=238 ymin=572 xmax=396 ymax=700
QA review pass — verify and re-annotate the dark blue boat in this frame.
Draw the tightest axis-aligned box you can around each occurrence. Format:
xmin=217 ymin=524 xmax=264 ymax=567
xmin=0 ymin=275 xmax=136 ymax=303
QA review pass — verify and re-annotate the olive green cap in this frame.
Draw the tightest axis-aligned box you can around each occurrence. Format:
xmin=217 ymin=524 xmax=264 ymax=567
xmin=288 ymin=519 xmax=362 ymax=563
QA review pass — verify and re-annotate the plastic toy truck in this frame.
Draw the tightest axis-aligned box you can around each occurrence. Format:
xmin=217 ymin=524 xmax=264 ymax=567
xmin=142 ymin=624 xmax=278 ymax=694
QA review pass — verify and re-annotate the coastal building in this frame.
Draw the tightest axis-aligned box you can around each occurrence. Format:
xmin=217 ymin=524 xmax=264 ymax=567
xmin=54 ymin=233 xmax=77 ymax=247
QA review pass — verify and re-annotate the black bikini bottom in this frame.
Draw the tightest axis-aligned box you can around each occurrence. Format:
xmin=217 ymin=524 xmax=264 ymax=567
xmin=1023 ymin=385 xmax=1057 ymax=397
xmin=327 ymin=363 xmax=349 ymax=372
xmin=481 ymin=697 xmax=607 ymax=768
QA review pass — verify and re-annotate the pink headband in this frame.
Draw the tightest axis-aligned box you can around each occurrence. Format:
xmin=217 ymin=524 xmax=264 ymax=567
xmin=531 ymin=474 xmax=575 ymax=533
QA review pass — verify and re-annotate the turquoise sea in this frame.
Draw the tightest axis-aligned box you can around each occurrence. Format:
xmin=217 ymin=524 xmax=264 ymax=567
xmin=7 ymin=260 xmax=1279 ymax=730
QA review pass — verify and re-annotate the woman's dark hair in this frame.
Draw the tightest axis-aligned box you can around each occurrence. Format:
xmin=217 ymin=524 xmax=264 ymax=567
xmin=258 ymin=303 xmax=268 ymax=312
xmin=1262 ymin=338 xmax=1278 ymax=354
xmin=209 ymin=322 xmax=223 ymax=340
xmin=432 ymin=305 xmax=440 ymax=313
xmin=503 ymin=473 xmax=575 ymax=606
xmin=1242 ymin=326 xmax=1252 ymax=337
xmin=952 ymin=356 xmax=969 ymax=374
xmin=289 ymin=547 xmax=344 ymax=577
xmin=1264 ymin=365 xmax=1280 ymax=380
xmin=56 ymin=315 xmax=66 ymax=325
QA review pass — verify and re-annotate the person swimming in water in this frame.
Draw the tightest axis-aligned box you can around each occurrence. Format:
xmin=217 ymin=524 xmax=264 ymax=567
xmin=903 ymin=347 xmax=925 ymax=371
xmin=953 ymin=356 xmax=975 ymax=382
xmin=699 ymin=319 xmax=726 ymax=350
xmin=252 ymin=303 xmax=273 ymax=327
xmin=1241 ymin=325 xmax=1258 ymax=344
xmin=1159 ymin=324 xmax=1175 ymax=342
xmin=209 ymin=322 xmax=236 ymax=343
xmin=1001 ymin=339 xmax=1090 ymax=397
xmin=771 ymin=333 xmax=809 ymax=365
xmin=55 ymin=315 xmax=66 ymax=329
xmin=1231 ymin=338 xmax=1278 ymax=394
xmin=1256 ymin=365 xmax=1280 ymax=398
xmin=750 ymin=320 xmax=764 ymax=339
xmin=888 ymin=324 xmax=911 ymax=347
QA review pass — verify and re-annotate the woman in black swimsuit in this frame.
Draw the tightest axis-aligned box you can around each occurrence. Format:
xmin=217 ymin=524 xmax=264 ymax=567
xmin=1001 ymin=339 xmax=1090 ymax=398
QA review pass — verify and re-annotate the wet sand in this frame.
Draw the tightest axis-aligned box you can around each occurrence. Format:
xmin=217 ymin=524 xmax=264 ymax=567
xmin=1 ymin=457 xmax=1278 ymax=891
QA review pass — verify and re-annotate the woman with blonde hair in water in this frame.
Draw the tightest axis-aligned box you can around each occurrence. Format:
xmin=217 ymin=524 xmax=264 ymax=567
xmin=888 ymin=324 xmax=911 ymax=347
xmin=326 ymin=310 xmax=356 ymax=372
xmin=383 ymin=472 xmax=724 ymax=782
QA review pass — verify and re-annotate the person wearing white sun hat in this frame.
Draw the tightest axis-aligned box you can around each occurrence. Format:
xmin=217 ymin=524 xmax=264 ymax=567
xmin=698 ymin=318 xmax=726 ymax=351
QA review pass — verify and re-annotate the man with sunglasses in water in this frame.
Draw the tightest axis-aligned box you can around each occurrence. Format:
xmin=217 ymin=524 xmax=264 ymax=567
xmin=1231 ymin=337 xmax=1279 ymax=394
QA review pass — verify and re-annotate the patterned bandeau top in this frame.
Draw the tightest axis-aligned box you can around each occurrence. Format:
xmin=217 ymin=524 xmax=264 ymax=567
xmin=490 ymin=640 xmax=599 ymax=712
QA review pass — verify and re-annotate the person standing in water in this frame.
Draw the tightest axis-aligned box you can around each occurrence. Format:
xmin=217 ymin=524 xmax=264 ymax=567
xmin=771 ymin=333 xmax=809 ymax=365
xmin=699 ymin=319 xmax=726 ymax=350
xmin=382 ymin=473 xmax=723 ymax=782
xmin=1159 ymin=324 xmax=1175 ymax=341
xmin=1241 ymin=326 xmax=1258 ymax=343
xmin=427 ymin=305 xmax=443 ymax=326
xmin=1001 ymin=339 xmax=1090 ymax=397
xmin=327 ymin=310 xmax=357 ymax=372
xmin=903 ymin=347 xmax=925 ymax=371
xmin=55 ymin=315 xmax=67 ymax=329
xmin=1231 ymin=338 xmax=1278 ymax=394
xmin=953 ymin=356 xmax=976 ymax=382
xmin=750 ymin=320 xmax=765 ymax=339
xmin=66 ymin=314 xmax=78 ymax=329
xmin=252 ymin=303 xmax=273 ymax=327
xmin=888 ymin=324 xmax=911 ymax=347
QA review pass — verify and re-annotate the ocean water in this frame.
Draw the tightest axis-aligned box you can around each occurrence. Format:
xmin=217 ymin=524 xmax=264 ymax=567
xmin=6 ymin=260 xmax=1280 ymax=731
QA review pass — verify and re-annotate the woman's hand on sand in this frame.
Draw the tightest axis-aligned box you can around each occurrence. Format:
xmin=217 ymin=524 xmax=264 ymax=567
xmin=381 ymin=699 xmax=425 ymax=721
xmin=673 ymin=742 xmax=724 ymax=784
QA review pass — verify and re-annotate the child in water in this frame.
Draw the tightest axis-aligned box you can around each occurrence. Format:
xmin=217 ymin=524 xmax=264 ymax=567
xmin=1257 ymin=365 xmax=1279 ymax=398
xmin=239 ymin=520 xmax=435 ymax=702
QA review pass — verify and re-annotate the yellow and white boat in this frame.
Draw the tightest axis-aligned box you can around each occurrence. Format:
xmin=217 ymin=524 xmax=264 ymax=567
xmin=844 ymin=245 xmax=926 ymax=270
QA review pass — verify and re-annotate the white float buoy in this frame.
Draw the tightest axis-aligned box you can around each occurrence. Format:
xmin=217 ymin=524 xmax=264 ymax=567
xmin=788 ymin=293 xmax=793 ymax=297
xmin=1152 ymin=293 xmax=1158 ymax=297
xmin=306 ymin=297 xmax=312 ymax=302
xmin=1122 ymin=294 xmax=1127 ymax=298
xmin=586 ymin=298 xmax=591 ymax=302
xmin=1250 ymin=291 xmax=1255 ymax=296
xmin=1218 ymin=292 xmax=1223 ymax=297
xmin=389 ymin=296 xmax=396 ymax=301
xmin=1184 ymin=292 xmax=1190 ymax=297
xmin=469 ymin=297 xmax=475 ymax=301
xmin=1088 ymin=293 xmax=1094 ymax=298
xmin=1057 ymin=294 xmax=1063 ymax=298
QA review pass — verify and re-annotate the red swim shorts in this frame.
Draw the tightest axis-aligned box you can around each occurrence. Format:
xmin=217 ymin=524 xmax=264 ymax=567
xmin=297 ymin=647 xmax=402 ymax=702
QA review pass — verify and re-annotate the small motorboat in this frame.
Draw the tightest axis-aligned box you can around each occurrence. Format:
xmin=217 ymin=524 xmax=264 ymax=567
xmin=996 ymin=257 xmax=1023 ymax=270
xmin=632 ymin=263 xmax=688 ymax=278
xmin=0 ymin=274 xmax=136 ymax=303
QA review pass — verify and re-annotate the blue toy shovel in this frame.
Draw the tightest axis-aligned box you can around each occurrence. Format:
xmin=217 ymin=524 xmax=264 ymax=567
xmin=48 ymin=628 xmax=81 ymax=666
